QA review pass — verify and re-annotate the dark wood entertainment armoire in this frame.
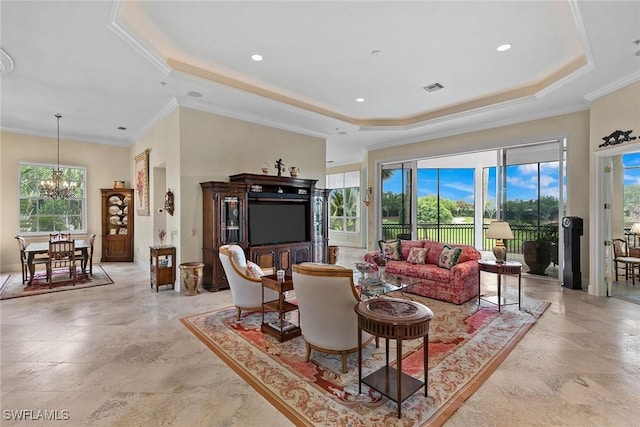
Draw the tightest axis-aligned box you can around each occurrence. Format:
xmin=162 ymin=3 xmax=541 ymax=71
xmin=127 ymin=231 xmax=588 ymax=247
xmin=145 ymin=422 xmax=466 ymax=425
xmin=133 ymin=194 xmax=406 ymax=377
xmin=200 ymin=173 xmax=328 ymax=291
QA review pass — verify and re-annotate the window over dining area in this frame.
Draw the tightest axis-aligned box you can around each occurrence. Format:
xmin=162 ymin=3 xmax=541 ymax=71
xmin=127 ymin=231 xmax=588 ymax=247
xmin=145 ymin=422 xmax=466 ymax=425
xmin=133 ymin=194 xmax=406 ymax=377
xmin=18 ymin=162 xmax=86 ymax=235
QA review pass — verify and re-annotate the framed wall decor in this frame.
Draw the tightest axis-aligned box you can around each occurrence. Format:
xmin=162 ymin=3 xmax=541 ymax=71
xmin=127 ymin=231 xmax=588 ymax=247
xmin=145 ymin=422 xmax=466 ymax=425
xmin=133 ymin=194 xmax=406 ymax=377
xmin=135 ymin=148 xmax=150 ymax=216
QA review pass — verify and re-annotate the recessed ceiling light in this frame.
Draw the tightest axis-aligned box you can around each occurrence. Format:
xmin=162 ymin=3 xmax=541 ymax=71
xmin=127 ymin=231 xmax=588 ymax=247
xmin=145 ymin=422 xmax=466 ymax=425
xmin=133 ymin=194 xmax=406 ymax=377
xmin=251 ymin=54 xmax=263 ymax=62
xmin=187 ymin=91 xmax=202 ymax=98
xmin=355 ymin=98 xmax=365 ymax=103
xmin=118 ymin=126 xmax=127 ymax=131
xmin=371 ymin=49 xmax=382 ymax=56
xmin=497 ymin=43 xmax=512 ymax=52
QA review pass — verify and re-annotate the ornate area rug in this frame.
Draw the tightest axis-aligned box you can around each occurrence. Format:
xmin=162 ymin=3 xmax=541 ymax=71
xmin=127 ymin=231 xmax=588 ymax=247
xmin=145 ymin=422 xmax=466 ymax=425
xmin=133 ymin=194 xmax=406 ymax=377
xmin=1 ymin=266 xmax=114 ymax=300
xmin=181 ymin=293 xmax=549 ymax=426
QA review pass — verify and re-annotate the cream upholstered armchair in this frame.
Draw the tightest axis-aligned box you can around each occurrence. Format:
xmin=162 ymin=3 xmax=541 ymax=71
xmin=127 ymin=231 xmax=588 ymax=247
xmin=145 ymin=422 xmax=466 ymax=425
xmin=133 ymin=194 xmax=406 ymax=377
xmin=292 ymin=262 xmax=375 ymax=373
xmin=219 ymin=245 xmax=279 ymax=320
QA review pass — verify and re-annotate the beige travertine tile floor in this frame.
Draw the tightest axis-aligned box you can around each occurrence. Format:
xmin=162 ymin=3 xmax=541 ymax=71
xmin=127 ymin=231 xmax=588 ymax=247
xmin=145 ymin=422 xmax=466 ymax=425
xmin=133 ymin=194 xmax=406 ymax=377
xmin=1 ymin=248 xmax=639 ymax=426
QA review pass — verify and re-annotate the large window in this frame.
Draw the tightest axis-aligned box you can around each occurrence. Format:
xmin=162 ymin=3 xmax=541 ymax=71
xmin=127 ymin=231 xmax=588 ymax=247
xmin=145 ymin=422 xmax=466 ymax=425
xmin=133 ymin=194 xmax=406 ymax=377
xmin=19 ymin=162 xmax=86 ymax=235
xmin=326 ymin=171 xmax=360 ymax=233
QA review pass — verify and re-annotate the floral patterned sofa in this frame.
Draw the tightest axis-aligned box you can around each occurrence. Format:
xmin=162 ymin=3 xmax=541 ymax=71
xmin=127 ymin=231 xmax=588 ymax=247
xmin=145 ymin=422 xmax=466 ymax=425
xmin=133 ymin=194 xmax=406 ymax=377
xmin=364 ymin=239 xmax=481 ymax=304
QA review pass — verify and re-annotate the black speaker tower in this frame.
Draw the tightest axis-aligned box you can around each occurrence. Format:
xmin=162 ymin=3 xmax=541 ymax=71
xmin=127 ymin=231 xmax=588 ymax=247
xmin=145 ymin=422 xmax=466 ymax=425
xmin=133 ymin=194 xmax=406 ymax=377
xmin=562 ymin=216 xmax=583 ymax=290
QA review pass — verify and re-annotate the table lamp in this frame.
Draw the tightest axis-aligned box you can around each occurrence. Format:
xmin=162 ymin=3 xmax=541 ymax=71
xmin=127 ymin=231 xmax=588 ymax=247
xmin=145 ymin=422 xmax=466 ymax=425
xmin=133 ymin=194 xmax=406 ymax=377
xmin=631 ymin=223 xmax=640 ymax=247
xmin=486 ymin=221 xmax=514 ymax=263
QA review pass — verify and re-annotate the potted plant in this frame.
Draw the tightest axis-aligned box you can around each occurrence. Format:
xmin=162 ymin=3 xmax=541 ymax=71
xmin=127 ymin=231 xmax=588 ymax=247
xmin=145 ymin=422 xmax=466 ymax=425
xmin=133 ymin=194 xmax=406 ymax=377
xmin=522 ymin=223 xmax=558 ymax=275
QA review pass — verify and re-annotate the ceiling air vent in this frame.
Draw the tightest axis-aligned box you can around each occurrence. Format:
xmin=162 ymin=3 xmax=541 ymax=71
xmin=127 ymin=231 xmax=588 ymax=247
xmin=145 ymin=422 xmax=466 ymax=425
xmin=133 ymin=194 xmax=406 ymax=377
xmin=423 ymin=83 xmax=444 ymax=92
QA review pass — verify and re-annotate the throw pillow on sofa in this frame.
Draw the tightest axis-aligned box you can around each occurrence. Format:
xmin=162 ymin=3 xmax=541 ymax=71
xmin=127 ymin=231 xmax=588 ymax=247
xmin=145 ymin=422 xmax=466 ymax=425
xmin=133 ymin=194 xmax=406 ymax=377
xmin=438 ymin=245 xmax=463 ymax=269
xmin=407 ymin=247 xmax=429 ymax=264
xmin=246 ymin=261 xmax=265 ymax=278
xmin=378 ymin=239 xmax=401 ymax=260
xmin=399 ymin=239 xmax=425 ymax=260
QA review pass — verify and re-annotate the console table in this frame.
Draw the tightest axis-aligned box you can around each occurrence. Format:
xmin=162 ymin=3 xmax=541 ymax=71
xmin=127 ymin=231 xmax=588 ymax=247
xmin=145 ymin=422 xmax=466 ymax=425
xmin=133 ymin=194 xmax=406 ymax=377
xmin=355 ymin=297 xmax=433 ymax=419
xmin=478 ymin=260 xmax=522 ymax=312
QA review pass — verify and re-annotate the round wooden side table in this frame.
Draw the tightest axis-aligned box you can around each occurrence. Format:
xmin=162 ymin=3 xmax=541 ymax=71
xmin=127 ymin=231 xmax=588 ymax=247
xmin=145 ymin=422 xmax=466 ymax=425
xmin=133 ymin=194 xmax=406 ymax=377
xmin=355 ymin=297 xmax=434 ymax=419
xmin=477 ymin=260 xmax=522 ymax=312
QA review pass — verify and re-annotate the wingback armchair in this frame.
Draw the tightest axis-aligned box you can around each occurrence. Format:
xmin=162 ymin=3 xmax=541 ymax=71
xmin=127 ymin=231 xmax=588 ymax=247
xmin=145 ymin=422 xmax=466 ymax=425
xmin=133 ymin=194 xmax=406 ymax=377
xmin=292 ymin=262 xmax=375 ymax=373
xmin=219 ymin=245 xmax=279 ymax=320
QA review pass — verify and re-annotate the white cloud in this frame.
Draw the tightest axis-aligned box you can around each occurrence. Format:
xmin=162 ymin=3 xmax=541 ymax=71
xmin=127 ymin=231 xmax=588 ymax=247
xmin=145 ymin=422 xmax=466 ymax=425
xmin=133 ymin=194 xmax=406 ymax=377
xmin=507 ymin=175 xmax=537 ymax=189
xmin=623 ymin=174 xmax=640 ymax=185
xmin=443 ymin=182 xmax=474 ymax=193
xmin=517 ymin=164 xmax=538 ymax=174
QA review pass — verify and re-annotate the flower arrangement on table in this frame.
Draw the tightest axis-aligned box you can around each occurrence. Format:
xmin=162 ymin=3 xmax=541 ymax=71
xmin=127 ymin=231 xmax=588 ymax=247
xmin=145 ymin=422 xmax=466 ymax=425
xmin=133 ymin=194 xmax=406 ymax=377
xmin=371 ymin=252 xmax=389 ymax=267
xmin=371 ymin=252 xmax=390 ymax=279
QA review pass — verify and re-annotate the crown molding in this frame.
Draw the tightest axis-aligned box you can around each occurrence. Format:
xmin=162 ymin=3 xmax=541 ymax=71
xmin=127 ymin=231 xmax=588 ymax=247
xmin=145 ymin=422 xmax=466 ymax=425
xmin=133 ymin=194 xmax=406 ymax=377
xmin=584 ymin=71 xmax=640 ymax=102
xmin=108 ymin=1 xmax=171 ymax=75
xmin=0 ymin=126 xmax=131 ymax=147
xmin=177 ymin=96 xmax=330 ymax=140
xmin=128 ymin=96 xmax=180 ymax=143
xmin=363 ymin=104 xmax=588 ymax=153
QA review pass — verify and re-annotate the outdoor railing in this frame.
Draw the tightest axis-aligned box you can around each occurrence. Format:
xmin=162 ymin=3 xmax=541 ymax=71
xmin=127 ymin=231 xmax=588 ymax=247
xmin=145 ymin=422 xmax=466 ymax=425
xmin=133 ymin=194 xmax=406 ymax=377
xmin=381 ymin=223 xmax=558 ymax=255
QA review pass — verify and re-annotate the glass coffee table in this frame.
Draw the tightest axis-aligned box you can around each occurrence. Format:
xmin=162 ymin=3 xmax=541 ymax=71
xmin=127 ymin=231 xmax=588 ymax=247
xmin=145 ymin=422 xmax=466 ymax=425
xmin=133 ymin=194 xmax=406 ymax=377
xmin=359 ymin=273 xmax=419 ymax=299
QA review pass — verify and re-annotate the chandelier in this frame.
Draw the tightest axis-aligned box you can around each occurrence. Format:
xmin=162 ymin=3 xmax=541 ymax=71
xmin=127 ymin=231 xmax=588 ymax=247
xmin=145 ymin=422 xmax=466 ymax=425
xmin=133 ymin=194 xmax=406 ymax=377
xmin=40 ymin=114 xmax=77 ymax=199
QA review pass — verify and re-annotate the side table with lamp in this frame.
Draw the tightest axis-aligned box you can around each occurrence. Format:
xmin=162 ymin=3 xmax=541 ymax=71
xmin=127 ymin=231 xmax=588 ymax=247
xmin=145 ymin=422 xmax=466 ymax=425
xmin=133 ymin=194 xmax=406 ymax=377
xmin=485 ymin=220 xmax=514 ymax=264
xmin=481 ymin=221 xmax=521 ymax=312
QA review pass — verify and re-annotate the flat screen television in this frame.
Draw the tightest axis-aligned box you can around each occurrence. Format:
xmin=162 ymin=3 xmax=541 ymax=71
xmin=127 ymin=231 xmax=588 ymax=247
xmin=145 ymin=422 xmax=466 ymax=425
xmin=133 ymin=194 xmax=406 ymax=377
xmin=248 ymin=201 xmax=308 ymax=246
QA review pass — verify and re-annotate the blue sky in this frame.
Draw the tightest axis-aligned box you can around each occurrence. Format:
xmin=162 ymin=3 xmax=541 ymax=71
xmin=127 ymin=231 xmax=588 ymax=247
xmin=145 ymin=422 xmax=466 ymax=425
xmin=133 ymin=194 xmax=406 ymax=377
xmin=382 ymin=163 xmax=560 ymax=202
xmin=623 ymin=152 xmax=640 ymax=185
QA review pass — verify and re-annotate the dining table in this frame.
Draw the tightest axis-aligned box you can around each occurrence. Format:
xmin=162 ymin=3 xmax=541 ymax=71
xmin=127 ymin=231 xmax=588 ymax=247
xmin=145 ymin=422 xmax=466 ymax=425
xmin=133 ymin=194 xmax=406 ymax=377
xmin=24 ymin=240 xmax=89 ymax=285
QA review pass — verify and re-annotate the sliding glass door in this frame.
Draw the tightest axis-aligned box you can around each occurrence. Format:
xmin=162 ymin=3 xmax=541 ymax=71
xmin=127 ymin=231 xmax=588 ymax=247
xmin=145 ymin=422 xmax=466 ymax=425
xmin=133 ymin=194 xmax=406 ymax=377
xmin=416 ymin=168 xmax=475 ymax=245
xmin=380 ymin=163 xmax=413 ymax=240
xmin=500 ymin=142 xmax=562 ymax=277
xmin=376 ymin=142 xmax=564 ymax=279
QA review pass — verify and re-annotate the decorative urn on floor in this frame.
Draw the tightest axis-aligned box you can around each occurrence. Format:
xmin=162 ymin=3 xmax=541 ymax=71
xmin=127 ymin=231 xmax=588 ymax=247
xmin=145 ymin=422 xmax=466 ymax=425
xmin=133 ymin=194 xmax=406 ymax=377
xmin=179 ymin=262 xmax=205 ymax=296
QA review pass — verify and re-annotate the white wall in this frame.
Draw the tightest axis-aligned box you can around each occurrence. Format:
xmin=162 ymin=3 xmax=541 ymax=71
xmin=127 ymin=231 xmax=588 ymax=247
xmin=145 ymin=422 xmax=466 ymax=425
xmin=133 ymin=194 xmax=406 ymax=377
xmin=1 ymin=131 xmax=131 ymax=272
xmin=129 ymin=108 xmax=181 ymax=282
xmin=589 ymin=81 xmax=640 ymax=295
xmin=127 ymin=106 xmax=326 ymax=290
xmin=178 ymin=107 xmax=326 ymax=265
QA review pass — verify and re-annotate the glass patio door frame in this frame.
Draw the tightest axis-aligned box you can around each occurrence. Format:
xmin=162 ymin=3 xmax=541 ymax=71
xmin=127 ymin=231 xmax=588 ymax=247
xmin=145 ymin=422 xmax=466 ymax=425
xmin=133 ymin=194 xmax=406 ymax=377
xmin=494 ymin=140 xmax=565 ymax=273
xmin=379 ymin=161 xmax=416 ymax=241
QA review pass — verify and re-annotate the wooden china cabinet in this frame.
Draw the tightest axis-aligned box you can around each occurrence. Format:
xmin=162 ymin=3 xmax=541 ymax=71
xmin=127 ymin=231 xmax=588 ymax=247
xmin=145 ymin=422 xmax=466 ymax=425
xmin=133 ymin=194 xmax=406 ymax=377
xmin=101 ymin=188 xmax=134 ymax=262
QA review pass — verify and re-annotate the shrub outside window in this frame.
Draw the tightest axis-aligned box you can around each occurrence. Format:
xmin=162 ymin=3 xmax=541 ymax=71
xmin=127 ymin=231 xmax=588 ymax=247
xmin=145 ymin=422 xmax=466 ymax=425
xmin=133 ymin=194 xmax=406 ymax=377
xmin=327 ymin=171 xmax=360 ymax=233
xmin=19 ymin=162 xmax=86 ymax=235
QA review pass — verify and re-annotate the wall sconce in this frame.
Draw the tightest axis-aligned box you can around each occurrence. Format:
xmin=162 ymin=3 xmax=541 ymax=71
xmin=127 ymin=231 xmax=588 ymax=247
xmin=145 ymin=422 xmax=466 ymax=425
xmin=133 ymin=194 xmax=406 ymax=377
xmin=363 ymin=187 xmax=373 ymax=207
xmin=165 ymin=189 xmax=174 ymax=216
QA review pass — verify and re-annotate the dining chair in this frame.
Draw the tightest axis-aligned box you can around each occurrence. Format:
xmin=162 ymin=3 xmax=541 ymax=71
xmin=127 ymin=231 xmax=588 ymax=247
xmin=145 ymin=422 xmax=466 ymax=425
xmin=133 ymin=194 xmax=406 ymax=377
xmin=47 ymin=239 xmax=76 ymax=286
xmin=88 ymin=233 xmax=96 ymax=276
xmin=50 ymin=232 xmax=72 ymax=241
xmin=15 ymin=236 xmax=49 ymax=284
xmin=613 ymin=238 xmax=639 ymax=284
